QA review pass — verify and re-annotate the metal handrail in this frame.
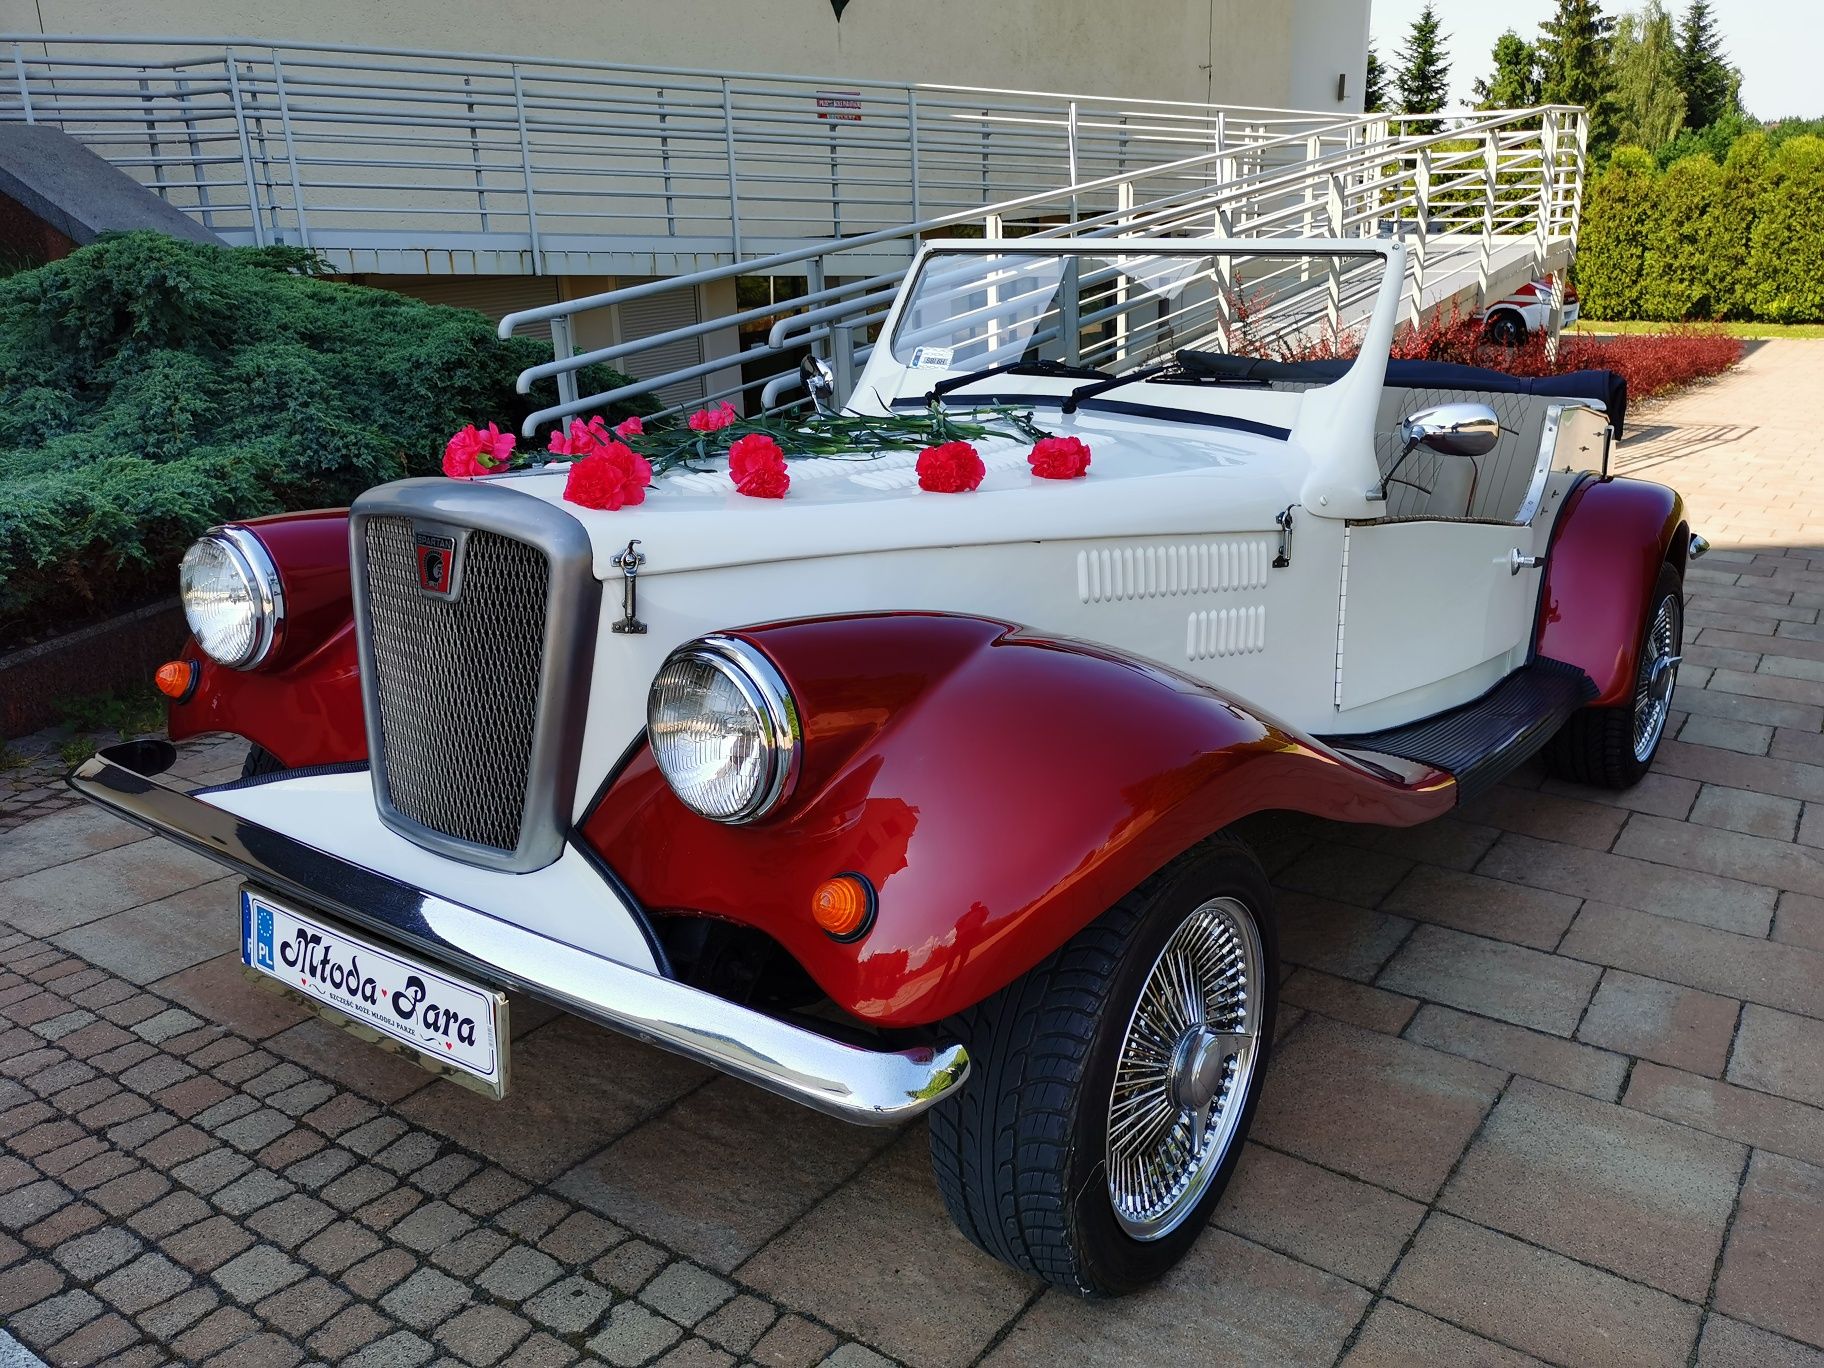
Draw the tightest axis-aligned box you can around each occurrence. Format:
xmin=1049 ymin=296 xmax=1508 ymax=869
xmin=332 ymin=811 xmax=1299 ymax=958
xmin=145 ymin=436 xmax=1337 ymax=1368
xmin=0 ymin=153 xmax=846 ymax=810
xmin=0 ymin=35 xmax=1584 ymax=423
xmin=497 ymin=105 xmax=1585 ymax=431
xmin=2 ymin=34 xmax=1380 ymax=266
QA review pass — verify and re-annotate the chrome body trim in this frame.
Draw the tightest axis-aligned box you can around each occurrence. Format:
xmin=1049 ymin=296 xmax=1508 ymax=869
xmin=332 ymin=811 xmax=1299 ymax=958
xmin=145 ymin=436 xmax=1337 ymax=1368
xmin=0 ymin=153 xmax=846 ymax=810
xmin=1516 ymin=401 xmax=1608 ymax=526
xmin=349 ymin=478 xmax=602 ymax=874
xmin=68 ymin=741 xmax=968 ymax=1125
xmin=1689 ymin=533 xmax=1711 ymax=560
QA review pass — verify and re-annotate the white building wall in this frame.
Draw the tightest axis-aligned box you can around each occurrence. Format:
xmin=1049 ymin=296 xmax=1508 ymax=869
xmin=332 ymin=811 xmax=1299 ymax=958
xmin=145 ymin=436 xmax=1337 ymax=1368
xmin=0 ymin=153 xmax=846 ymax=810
xmin=1287 ymin=0 xmax=1371 ymax=112
xmin=0 ymin=0 xmax=1362 ymax=112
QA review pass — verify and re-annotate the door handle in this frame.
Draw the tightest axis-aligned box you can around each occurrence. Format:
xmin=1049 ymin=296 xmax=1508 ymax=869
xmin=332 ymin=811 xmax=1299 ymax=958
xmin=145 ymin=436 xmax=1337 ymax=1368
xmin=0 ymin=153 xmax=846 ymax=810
xmin=1510 ymin=549 xmax=1545 ymax=575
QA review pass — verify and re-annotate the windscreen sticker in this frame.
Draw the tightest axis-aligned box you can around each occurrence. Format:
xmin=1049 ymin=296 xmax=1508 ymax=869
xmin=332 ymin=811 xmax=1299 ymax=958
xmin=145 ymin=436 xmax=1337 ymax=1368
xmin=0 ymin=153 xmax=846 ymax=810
xmin=910 ymin=345 xmax=955 ymax=370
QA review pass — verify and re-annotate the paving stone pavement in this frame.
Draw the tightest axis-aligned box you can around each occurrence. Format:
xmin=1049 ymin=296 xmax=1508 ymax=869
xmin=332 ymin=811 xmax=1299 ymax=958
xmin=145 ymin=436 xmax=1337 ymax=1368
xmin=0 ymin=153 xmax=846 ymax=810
xmin=4 ymin=340 xmax=1824 ymax=1366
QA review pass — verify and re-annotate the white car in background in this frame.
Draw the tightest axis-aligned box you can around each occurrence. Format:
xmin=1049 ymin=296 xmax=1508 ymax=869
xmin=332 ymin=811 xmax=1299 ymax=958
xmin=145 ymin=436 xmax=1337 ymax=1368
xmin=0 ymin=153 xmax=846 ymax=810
xmin=1481 ymin=274 xmax=1580 ymax=343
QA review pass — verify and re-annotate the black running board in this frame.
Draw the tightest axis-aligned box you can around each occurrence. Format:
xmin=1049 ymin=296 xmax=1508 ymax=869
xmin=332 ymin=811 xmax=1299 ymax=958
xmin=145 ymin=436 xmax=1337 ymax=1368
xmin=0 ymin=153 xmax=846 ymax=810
xmin=1318 ymin=657 xmax=1598 ymax=803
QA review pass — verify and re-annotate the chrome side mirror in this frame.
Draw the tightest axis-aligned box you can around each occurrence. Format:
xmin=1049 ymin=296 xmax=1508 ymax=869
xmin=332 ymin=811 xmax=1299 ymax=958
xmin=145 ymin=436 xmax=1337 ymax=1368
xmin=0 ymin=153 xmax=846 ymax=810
xmin=799 ymin=354 xmax=838 ymax=415
xmin=1399 ymin=402 xmax=1501 ymax=458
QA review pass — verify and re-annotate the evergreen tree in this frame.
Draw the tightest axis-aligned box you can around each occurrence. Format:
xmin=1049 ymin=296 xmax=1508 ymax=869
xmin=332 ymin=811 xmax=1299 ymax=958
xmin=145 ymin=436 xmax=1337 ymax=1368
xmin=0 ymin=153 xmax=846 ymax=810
xmin=1474 ymin=31 xmax=1541 ymax=109
xmin=1611 ymin=1 xmax=1687 ymax=151
xmin=1747 ymin=136 xmax=1824 ymax=322
xmin=1676 ymin=0 xmax=1740 ymax=129
xmin=1537 ymin=0 xmax=1617 ymax=150
xmin=1365 ymin=42 xmax=1389 ymax=114
xmin=1576 ymin=145 xmax=1656 ymax=318
xmin=1395 ymin=3 xmax=1452 ymax=133
xmin=1713 ymin=132 xmax=1770 ymax=317
xmin=1641 ymin=151 xmax=1720 ymax=318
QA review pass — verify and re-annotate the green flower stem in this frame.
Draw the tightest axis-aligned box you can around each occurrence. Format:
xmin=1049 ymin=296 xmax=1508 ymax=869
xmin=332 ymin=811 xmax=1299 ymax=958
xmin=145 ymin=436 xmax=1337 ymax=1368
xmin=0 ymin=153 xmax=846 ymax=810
xmin=534 ymin=403 xmax=1053 ymax=479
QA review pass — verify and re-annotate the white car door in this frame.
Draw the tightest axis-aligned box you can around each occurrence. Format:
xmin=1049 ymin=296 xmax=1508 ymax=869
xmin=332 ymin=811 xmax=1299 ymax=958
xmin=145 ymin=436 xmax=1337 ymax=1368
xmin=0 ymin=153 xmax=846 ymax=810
xmin=1335 ymin=519 xmax=1540 ymax=712
xmin=1329 ymin=386 xmax=1565 ymax=718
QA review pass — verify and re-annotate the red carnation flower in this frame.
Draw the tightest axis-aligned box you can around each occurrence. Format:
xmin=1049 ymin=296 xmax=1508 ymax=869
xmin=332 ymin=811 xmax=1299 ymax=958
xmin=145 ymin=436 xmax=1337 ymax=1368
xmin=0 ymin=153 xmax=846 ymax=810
xmin=728 ymin=432 xmax=790 ymax=499
xmin=687 ymin=401 xmax=738 ymax=433
xmin=916 ymin=440 xmax=985 ymax=493
xmin=1028 ymin=435 xmax=1092 ymax=480
xmin=443 ymin=422 xmax=516 ymax=478
xmin=736 ymin=462 xmax=790 ymax=499
xmin=547 ymin=415 xmax=611 ymax=457
xmin=563 ymin=440 xmax=653 ymax=511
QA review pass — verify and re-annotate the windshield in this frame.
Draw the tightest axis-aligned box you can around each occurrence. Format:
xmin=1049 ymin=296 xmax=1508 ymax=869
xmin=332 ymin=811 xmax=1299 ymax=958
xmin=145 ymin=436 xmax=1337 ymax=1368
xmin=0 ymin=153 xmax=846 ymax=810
xmin=890 ymin=245 xmax=1388 ymax=380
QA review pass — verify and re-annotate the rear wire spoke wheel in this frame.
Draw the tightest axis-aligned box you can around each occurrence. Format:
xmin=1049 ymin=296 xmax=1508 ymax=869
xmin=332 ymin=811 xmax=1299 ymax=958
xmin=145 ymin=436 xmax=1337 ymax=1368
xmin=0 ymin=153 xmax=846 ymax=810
xmin=1544 ymin=562 xmax=1684 ymax=789
xmin=928 ymin=836 xmax=1277 ymax=1295
xmin=1632 ymin=590 xmax=1682 ymax=763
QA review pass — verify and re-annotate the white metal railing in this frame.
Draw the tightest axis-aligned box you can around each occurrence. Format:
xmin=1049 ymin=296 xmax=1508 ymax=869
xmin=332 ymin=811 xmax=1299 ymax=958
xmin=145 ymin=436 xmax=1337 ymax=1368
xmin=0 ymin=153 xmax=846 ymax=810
xmin=498 ymin=105 xmax=1587 ymax=433
xmin=2 ymin=34 xmax=1375 ymax=270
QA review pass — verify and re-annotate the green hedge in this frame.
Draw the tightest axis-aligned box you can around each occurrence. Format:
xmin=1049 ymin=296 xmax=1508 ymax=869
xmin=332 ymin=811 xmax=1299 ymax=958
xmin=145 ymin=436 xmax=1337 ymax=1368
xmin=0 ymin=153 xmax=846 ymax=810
xmin=1579 ymin=134 xmax=1824 ymax=322
xmin=0 ymin=233 xmax=645 ymax=638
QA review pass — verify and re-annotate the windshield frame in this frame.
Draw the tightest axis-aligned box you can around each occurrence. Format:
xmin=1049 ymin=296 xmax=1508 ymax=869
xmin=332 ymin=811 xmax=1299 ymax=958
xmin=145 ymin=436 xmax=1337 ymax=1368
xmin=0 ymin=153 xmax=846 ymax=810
xmin=881 ymin=238 xmax=1397 ymax=399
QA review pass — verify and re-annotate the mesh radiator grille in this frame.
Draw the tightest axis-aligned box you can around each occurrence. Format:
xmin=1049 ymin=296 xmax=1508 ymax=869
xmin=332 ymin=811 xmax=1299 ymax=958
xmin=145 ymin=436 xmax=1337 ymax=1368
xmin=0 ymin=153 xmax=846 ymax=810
xmin=361 ymin=516 xmax=550 ymax=853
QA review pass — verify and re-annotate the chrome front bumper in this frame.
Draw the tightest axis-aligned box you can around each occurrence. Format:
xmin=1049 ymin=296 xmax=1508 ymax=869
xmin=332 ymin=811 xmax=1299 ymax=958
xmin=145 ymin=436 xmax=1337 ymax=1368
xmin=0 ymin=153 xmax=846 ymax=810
xmin=68 ymin=742 xmax=968 ymax=1125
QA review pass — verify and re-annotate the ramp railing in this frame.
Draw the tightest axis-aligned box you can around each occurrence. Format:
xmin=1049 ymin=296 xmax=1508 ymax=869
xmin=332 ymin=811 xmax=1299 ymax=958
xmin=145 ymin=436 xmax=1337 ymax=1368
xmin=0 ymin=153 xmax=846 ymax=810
xmin=496 ymin=105 xmax=1587 ymax=432
xmin=1 ymin=34 xmax=1369 ymax=270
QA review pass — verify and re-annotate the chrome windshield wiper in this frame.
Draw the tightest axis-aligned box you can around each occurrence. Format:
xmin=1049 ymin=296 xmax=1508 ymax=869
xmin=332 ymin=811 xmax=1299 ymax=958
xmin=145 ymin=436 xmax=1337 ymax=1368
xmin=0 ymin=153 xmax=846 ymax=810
xmin=926 ymin=357 xmax=1108 ymax=403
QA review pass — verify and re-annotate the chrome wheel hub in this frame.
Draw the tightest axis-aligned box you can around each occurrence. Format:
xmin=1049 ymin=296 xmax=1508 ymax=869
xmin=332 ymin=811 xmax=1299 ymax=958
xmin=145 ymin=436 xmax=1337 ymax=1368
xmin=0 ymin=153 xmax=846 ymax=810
xmin=1105 ymin=897 xmax=1262 ymax=1241
xmin=1633 ymin=594 xmax=1683 ymax=763
xmin=1168 ymin=1027 xmax=1231 ymax=1114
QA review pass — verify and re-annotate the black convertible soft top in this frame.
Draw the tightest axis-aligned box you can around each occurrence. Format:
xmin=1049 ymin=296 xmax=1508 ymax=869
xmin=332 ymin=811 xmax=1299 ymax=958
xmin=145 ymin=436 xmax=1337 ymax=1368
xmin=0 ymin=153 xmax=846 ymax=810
xmin=1175 ymin=351 xmax=1629 ymax=439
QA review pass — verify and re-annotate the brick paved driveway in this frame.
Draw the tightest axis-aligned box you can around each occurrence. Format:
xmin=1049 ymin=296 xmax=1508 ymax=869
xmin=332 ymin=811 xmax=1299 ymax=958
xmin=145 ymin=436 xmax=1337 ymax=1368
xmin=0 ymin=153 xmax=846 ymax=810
xmin=4 ymin=340 xmax=1824 ymax=1367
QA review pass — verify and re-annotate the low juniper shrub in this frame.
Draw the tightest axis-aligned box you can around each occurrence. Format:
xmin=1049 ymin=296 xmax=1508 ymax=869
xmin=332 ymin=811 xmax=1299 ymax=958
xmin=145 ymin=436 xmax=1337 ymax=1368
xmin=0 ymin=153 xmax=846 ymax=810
xmin=0 ymin=232 xmax=648 ymax=641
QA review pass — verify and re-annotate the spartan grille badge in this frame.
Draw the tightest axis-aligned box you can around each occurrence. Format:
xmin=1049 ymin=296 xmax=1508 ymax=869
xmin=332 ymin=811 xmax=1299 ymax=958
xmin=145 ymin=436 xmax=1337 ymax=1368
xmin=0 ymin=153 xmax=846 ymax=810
xmin=414 ymin=531 xmax=458 ymax=596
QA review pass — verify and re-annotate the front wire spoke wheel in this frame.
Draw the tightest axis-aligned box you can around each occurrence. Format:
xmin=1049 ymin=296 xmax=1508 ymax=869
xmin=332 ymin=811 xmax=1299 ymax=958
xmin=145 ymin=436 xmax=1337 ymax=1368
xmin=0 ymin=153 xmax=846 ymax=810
xmin=1632 ymin=592 xmax=1682 ymax=763
xmin=927 ymin=835 xmax=1277 ymax=1294
xmin=1105 ymin=896 xmax=1261 ymax=1241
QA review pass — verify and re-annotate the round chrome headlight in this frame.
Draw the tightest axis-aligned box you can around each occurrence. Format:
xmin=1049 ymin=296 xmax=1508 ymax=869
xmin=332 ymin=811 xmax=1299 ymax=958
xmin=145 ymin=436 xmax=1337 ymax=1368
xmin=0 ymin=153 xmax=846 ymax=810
xmin=178 ymin=527 xmax=283 ymax=669
xmin=648 ymin=636 xmax=800 ymax=823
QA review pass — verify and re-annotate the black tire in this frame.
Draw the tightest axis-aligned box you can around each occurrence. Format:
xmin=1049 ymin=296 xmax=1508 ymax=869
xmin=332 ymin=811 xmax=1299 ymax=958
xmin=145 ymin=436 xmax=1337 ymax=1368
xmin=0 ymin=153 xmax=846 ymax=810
xmin=240 ymin=744 xmax=287 ymax=780
xmin=1486 ymin=312 xmax=1527 ymax=347
xmin=1543 ymin=563 xmax=1683 ymax=789
xmin=927 ymin=835 xmax=1277 ymax=1296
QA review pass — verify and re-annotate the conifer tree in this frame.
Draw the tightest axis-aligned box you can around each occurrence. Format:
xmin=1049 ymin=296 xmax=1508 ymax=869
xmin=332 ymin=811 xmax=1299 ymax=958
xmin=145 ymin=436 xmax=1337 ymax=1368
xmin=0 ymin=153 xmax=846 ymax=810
xmin=1396 ymin=3 xmax=1452 ymax=134
xmin=1675 ymin=0 xmax=1740 ymax=130
xmin=1365 ymin=43 xmax=1389 ymax=114
xmin=1537 ymin=0 xmax=1617 ymax=151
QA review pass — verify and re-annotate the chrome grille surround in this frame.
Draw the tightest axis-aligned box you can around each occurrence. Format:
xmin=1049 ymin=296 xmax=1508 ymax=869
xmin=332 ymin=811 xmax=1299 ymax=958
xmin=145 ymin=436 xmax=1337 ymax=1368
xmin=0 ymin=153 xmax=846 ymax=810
xmin=349 ymin=479 xmax=601 ymax=873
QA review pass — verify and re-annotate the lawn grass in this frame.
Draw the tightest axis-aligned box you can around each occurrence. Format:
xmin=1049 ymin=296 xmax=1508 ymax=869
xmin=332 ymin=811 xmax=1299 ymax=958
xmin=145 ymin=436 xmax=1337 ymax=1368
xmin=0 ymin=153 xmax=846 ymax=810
xmin=1576 ymin=320 xmax=1824 ymax=339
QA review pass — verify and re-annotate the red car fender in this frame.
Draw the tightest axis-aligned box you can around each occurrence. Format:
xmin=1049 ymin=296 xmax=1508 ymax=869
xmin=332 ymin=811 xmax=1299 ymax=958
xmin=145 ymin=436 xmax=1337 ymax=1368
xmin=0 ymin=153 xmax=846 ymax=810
xmin=582 ymin=613 xmax=1453 ymax=1027
xmin=1535 ymin=477 xmax=1687 ymax=707
xmin=166 ymin=509 xmax=368 ymax=768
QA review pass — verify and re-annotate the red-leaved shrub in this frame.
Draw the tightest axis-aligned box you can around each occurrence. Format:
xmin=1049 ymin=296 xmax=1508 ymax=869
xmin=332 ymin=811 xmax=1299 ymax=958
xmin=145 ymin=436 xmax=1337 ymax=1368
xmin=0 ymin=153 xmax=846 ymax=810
xmin=1232 ymin=296 xmax=1743 ymax=401
xmin=1552 ymin=331 xmax=1744 ymax=399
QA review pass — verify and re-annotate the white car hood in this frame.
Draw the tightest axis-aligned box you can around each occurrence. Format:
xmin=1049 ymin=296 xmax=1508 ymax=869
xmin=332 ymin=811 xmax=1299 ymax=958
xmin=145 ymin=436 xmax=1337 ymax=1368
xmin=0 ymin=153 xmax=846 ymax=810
xmin=493 ymin=414 xmax=1303 ymax=579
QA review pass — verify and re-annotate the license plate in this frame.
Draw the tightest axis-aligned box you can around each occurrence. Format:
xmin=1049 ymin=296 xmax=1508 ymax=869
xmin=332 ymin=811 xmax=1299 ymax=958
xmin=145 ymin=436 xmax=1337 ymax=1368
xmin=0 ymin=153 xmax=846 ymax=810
xmin=240 ymin=887 xmax=508 ymax=1097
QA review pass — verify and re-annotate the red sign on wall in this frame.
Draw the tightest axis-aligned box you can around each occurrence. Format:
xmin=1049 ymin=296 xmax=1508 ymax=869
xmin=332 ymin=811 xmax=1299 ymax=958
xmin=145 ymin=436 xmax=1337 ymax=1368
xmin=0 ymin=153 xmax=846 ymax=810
xmin=816 ymin=91 xmax=862 ymax=122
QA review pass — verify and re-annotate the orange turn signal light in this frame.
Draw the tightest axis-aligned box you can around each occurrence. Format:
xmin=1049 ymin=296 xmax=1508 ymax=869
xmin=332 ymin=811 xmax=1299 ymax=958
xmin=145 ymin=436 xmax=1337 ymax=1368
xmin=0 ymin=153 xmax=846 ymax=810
xmin=812 ymin=873 xmax=875 ymax=941
xmin=154 ymin=660 xmax=197 ymax=701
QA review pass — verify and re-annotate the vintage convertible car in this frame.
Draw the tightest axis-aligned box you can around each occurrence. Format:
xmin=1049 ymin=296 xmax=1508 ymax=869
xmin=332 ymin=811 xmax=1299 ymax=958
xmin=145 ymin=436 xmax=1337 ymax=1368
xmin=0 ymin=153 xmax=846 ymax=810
xmin=72 ymin=239 xmax=1697 ymax=1296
